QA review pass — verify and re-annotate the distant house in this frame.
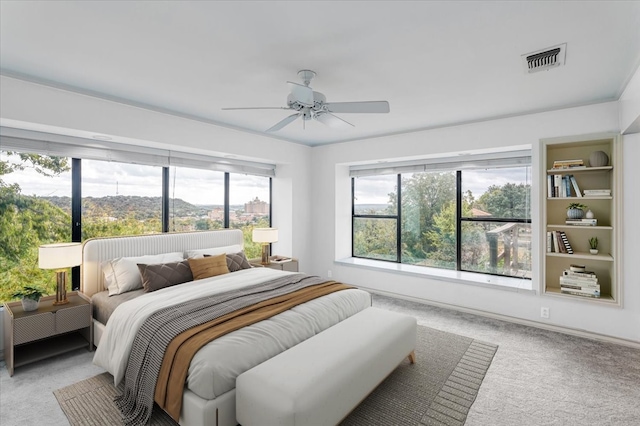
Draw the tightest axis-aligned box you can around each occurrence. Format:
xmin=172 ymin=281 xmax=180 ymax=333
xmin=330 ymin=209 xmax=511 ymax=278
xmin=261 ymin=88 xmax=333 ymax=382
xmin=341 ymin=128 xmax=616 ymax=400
xmin=471 ymin=208 xmax=492 ymax=218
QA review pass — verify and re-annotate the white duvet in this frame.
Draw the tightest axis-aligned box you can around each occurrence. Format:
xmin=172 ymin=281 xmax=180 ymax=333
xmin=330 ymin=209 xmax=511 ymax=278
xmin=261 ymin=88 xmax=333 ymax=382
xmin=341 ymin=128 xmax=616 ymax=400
xmin=93 ymin=268 xmax=371 ymax=400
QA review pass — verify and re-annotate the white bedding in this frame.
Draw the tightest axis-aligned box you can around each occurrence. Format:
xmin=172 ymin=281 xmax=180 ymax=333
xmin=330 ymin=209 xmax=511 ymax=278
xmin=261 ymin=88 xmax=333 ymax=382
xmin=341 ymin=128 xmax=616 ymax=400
xmin=93 ymin=268 xmax=371 ymax=400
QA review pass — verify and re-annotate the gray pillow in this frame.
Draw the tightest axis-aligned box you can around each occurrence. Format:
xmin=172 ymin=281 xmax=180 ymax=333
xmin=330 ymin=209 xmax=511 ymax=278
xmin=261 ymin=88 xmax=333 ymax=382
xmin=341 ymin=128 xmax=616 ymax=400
xmin=226 ymin=251 xmax=253 ymax=272
xmin=138 ymin=260 xmax=194 ymax=292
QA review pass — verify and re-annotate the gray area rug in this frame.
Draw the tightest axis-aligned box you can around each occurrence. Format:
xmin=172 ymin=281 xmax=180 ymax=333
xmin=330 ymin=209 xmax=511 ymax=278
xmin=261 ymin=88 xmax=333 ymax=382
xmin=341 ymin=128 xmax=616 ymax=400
xmin=53 ymin=325 xmax=497 ymax=426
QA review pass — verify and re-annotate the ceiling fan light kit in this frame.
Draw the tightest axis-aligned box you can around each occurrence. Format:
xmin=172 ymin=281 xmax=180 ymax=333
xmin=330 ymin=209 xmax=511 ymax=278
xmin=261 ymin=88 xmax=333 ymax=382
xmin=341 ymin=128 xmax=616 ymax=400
xmin=223 ymin=69 xmax=390 ymax=132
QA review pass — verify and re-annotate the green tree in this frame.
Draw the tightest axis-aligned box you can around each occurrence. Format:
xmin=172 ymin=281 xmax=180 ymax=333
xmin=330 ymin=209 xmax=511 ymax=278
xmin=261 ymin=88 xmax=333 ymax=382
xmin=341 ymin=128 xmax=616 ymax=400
xmin=353 ymin=218 xmax=397 ymax=261
xmin=476 ymin=183 xmax=530 ymax=218
xmin=394 ymin=172 xmax=456 ymax=263
xmin=426 ymin=198 xmax=485 ymax=270
xmin=1 ymin=152 xmax=71 ymax=301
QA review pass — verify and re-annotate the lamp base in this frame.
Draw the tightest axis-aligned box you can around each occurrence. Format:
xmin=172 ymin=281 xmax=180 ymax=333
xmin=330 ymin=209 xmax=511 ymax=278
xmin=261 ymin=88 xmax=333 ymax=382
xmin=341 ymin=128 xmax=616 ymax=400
xmin=53 ymin=270 xmax=69 ymax=305
xmin=261 ymin=244 xmax=271 ymax=265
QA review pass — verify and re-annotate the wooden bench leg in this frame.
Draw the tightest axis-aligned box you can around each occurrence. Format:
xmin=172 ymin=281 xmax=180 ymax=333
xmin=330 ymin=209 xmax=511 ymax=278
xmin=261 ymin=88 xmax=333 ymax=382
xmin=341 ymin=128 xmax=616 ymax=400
xmin=407 ymin=350 xmax=416 ymax=364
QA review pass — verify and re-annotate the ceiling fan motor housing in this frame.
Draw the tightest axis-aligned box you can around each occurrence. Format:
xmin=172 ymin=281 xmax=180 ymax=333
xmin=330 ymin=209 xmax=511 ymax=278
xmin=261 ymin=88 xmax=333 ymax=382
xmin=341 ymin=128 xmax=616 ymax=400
xmin=287 ymin=91 xmax=328 ymax=120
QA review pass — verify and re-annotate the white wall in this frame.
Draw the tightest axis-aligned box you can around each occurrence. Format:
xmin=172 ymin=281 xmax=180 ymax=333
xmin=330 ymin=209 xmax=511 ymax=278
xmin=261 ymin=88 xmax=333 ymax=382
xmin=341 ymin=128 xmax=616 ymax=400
xmin=620 ymin=65 xmax=640 ymax=134
xmin=310 ymin=101 xmax=640 ymax=344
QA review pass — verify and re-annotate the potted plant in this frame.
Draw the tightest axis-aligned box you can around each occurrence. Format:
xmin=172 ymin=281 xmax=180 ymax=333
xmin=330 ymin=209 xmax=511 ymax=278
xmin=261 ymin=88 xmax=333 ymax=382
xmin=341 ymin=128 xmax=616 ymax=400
xmin=567 ymin=202 xmax=588 ymax=219
xmin=589 ymin=237 xmax=599 ymax=255
xmin=12 ymin=285 xmax=47 ymax=312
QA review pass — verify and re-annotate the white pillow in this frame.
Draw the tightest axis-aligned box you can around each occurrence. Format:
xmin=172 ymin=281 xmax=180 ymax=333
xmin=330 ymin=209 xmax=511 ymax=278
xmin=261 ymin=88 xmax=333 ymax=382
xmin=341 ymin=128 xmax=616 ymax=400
xmin=103 ymin=252 xmax=184 ymax=296
xmin=185 ymin=244 xmax=243 ymax=259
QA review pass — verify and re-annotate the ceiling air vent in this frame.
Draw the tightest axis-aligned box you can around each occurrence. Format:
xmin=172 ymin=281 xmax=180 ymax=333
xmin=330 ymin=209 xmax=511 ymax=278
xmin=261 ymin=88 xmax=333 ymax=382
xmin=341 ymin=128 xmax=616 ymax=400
xmin=522 ymin=43 xmax=566 ymax=73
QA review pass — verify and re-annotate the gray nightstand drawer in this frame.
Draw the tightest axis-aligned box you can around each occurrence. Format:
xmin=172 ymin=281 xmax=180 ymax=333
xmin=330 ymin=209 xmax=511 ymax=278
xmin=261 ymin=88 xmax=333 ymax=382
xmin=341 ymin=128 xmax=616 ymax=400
xmin=282 ymin=261 xmax=298 ymax=272
xmin=4 ymin=292 xmax=92 ymax=376
xmin=56 ymin=304 xmax=91 ymax=334
xmin=14 ymin=312 xmax=55 ymax=345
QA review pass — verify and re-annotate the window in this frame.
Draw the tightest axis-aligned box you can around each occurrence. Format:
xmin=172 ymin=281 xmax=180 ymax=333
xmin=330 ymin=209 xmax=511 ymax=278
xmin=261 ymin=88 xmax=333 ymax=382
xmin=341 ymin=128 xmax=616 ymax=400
xmin=229 ymin=174 xmax=271 ymax=259
xmin=351 ymin=153 xmax=532 ymax=280
xmin=459 ymin=167 xmax=531 ymax=277
xmin=0 ymin=150 xmax=72 ymax=302
xmin=169 ymin=167 xmax=225 ymax=232
xmin=352 ymin=175 xmax=398 ymax=261
xmin=81 ymin=160 xmax=163 ymax=239
xmin=1 ymin=137 xmax=274 ymax=303
xmin=401 ymin=171 xmax=456 ymax=269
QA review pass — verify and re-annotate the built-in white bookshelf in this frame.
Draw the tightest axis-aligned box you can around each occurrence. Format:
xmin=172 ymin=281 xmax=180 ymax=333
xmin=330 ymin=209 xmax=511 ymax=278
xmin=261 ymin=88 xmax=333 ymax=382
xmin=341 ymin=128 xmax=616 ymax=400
xmin=540 ymin=133 xmax=622 ymax=305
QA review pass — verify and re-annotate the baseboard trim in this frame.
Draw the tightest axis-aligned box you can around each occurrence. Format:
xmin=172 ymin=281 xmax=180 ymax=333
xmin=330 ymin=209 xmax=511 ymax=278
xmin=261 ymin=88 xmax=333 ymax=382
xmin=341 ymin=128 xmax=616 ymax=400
xmin=367 ymin=288 xmax=640 ymax=350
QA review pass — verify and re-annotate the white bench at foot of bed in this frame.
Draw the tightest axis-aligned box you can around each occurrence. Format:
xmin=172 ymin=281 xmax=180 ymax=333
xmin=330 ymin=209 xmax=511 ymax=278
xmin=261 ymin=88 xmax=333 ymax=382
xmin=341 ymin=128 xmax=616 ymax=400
xmin=236 ymin=307 xmax=417 ymax=426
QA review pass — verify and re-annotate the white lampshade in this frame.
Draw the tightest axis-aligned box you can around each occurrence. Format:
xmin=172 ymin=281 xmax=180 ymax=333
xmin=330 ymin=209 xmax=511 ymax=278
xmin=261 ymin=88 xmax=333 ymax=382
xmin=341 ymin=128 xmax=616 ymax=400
xmin=252 ymin=228 xmax=278 ymax=244
xmin=39 ymin=243 xmax=83 ymax=270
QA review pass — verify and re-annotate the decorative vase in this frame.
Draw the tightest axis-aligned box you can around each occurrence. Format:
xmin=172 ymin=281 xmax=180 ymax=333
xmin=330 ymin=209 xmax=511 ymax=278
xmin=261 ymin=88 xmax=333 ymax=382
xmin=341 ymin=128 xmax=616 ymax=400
xmin=21 ymin=298 xmax=39 ymax=312
xmin=590 ymin=249 xmax=599 ymax=255
xmin=567 ymin=208 xmax=584 ymax=219
xmin=585 ymin=209 xmax=595 ymax=219
xmin=589 ymin=151 xmax=609 ymax=167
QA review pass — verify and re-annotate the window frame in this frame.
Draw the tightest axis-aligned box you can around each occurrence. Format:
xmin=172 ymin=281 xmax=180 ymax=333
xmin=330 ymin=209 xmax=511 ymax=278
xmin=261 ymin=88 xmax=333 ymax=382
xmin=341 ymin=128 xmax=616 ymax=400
xmin=351 ymin=165 xmax=532 ymax=280
xmin=351 ymin=174 xmax=402 ymax=263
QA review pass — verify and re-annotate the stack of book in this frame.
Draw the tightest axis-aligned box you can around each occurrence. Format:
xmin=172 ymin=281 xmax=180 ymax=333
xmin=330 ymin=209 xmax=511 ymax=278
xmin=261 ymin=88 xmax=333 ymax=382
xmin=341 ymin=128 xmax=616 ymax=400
xmin=560 ymin=269 xmax=600 ymax=298
xmin=565 ymin=218 xmax=597 ymax=226
xmin=547 ymin=174 xmax=581 ymax=198
xmin=552 ymin=159 xmax=585 ymax=170
xmin=583 ymin=189 xmax=611 ymax=197
xmin=546 ymin=230 xmax=573 ymax=254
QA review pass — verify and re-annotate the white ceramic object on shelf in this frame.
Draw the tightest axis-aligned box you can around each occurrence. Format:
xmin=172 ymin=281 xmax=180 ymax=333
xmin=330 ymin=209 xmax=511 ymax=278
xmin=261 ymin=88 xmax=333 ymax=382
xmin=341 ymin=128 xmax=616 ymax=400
xmin=586 ymin=209 xmax=595 ymax=219
xmin=590 ymin=249 xmax=599 ymax=255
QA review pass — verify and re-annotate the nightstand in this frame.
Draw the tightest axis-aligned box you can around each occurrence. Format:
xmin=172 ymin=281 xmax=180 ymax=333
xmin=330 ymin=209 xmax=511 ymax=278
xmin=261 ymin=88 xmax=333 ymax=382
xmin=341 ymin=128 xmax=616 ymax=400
xmin=3 ymin=291 xmax=92 ymax=376
xmin=250 ymin=257 xmax=299 ymax=272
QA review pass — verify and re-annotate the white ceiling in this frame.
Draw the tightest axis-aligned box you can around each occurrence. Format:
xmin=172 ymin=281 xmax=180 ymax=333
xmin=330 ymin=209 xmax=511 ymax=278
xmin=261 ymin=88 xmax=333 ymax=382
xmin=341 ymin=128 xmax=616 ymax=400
xmin=1 ymin=1 xmax=639 ymax=147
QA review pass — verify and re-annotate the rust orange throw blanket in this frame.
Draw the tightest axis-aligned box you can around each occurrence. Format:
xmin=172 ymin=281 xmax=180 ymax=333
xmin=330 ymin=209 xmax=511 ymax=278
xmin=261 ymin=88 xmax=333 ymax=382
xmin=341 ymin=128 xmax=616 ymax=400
xmin=155 ymin=280 xmax=352 ymax=421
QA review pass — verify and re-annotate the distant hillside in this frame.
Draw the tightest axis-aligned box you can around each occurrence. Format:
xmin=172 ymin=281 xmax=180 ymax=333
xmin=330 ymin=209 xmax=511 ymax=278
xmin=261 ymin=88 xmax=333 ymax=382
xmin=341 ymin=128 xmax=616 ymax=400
xmin=42 ymin=196 xmax=212 ymax=220
xmin=354 ymin=204 xmax=389 ymax=214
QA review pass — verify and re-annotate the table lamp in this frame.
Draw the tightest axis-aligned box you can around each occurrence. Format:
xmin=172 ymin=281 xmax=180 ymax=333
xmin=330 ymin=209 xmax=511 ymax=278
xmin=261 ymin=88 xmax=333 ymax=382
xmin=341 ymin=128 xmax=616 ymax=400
xmin=39 ymin=242 xmax=83 ymax=305
xmin=252 ymin=228 xmax=278 ymax=265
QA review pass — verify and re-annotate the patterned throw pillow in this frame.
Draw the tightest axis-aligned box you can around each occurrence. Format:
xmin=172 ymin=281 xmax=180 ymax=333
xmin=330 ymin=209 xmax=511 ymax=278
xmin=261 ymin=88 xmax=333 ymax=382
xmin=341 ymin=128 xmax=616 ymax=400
xmin=188 ymin=253 xmax=230 ymax=280
xmin=138 ymin=260 xmax=193 ymax=292
xmin=226 ymin=251 xmax=252 ymax=272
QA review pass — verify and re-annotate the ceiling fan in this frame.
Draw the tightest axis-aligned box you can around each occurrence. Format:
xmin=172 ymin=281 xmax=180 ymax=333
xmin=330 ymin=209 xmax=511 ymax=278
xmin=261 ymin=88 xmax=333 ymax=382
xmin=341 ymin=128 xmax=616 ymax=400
xmin=222 ymin=70 xmax=390 ymax=132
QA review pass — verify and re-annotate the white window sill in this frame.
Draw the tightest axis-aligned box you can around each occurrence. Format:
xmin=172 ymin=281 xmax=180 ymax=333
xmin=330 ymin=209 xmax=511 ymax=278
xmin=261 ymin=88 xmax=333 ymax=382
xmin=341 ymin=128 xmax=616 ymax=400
xmin=335 ymin=257 xmax=536 ymax=294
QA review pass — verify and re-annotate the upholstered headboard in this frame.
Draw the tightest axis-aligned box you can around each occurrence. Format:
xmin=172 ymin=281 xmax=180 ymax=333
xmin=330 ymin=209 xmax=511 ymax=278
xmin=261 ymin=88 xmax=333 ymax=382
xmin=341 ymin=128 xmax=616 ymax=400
xmin=81 ymin=229 xmax=244 ymax=297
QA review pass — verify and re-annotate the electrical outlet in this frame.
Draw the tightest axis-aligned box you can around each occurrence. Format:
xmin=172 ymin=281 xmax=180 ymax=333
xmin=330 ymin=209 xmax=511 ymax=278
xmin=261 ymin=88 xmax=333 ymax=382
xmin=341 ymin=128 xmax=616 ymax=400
xmin=327 ymin=270 xmax=332 ymax=278
xmin=541 ymin=307 xmax=550 ymax=319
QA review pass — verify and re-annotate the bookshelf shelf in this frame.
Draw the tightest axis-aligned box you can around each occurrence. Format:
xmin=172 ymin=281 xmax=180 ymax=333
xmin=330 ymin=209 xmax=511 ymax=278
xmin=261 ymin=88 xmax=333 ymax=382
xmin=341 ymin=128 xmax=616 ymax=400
xmin=541 ymin=134 xmax=621 ymax=305
xmin=547 ymin=225 xmax=613 ymax=230
xmin=546 ymin=166 xmax=613 ymax=174
xmin=544 ymin=287 xmax=616 ymax=304
xmin=545 ymin=251 xmax=613 ymax=261
xmin=547 ymin=196 xmax=613 ymax=201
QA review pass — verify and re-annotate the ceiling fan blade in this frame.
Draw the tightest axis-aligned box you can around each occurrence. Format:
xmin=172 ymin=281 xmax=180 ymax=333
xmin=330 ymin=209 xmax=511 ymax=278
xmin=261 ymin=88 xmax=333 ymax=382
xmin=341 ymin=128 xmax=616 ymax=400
xmin=222 ymin=107 xmax=289 ymax=110
xmin=266 ymin=113 xmax=301 ymax=132
xmin=316 ymin=112 xmax=354 ymax=129
xmin=325 ymin=101 xmax=390 ymax=114
xmin=287 ymin=81 xmax=314 ymax=106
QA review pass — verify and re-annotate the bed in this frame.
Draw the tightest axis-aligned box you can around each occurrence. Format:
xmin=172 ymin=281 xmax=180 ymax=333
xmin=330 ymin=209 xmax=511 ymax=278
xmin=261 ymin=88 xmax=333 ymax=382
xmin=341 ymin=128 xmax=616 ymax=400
xmin=82 ymin=230 xmax=371 ymax=426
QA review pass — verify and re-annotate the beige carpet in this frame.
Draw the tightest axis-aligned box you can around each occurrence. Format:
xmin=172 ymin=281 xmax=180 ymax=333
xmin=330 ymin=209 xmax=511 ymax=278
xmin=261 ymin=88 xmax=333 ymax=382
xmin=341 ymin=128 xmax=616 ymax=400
xmin=54 ymin=325 xmax=497 ymax=426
